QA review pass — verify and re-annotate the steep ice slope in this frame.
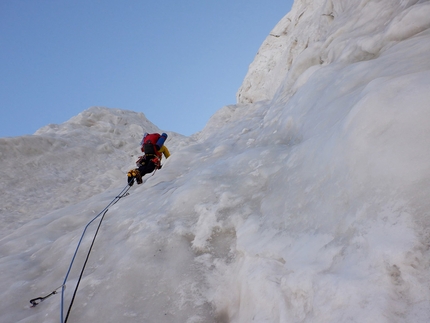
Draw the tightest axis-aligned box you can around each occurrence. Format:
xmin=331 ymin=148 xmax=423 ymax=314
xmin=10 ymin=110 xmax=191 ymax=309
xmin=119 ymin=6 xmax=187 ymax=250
xmin=1 ymin=0 xmax=430 ymax=322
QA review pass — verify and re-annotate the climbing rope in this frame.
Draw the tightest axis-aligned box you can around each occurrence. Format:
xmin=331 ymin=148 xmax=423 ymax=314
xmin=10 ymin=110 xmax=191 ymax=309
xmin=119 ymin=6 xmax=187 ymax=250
xmin=28 ymin=184 xmax=131 ymax=323
xmin=61 ymin=184 xmax=131 ymax=323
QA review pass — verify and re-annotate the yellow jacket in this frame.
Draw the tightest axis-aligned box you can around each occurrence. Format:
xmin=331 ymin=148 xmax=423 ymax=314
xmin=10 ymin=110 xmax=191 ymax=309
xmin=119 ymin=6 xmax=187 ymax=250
xmin=158 ymin=145 xmax=170 ymax=160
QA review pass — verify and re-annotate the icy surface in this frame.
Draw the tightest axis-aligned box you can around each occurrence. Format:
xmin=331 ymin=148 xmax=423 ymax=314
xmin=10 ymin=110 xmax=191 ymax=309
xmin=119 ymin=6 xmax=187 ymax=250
xmin=1 ymin=0 xmax=430 ymax=322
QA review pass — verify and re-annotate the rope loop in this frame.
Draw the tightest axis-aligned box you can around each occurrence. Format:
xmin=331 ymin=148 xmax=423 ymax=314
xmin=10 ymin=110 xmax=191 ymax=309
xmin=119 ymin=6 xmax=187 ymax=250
xmin=30 ymin=285 xmax=64 ymax=307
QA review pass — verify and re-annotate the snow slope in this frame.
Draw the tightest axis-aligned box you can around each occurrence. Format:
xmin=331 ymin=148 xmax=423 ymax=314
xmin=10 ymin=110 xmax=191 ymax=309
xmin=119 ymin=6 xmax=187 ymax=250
xmin=0 ymin=107 xmax=186 ymax=235
xmin=1 ymin=0 xmax=430 ymax=322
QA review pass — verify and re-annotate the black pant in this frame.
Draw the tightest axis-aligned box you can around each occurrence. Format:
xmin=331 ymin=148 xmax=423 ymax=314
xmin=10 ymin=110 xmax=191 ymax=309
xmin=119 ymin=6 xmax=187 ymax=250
xmin=137 ymin=158 xmax=156 ymax=177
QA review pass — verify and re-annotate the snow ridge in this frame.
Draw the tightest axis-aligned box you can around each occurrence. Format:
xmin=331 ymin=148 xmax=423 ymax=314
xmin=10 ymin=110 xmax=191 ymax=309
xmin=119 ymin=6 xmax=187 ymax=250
xmin=0 ymin=107 xmax=185 ymax=235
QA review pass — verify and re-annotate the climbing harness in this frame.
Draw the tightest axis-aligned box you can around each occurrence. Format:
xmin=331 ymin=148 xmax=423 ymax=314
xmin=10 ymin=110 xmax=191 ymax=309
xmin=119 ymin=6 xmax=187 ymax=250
xmin=29 ymin=184 xmax=131 ymax=323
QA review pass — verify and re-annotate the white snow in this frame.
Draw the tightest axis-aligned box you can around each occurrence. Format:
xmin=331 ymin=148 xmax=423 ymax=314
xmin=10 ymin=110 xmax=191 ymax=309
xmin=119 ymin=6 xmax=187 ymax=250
xmin=1 ymin=0 xmax=430 ymax=322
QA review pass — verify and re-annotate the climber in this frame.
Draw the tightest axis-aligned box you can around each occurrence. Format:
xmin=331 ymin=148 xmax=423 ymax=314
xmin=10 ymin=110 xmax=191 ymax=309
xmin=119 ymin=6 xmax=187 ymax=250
xmin=127 ymin=133 xmax=170 ymax=186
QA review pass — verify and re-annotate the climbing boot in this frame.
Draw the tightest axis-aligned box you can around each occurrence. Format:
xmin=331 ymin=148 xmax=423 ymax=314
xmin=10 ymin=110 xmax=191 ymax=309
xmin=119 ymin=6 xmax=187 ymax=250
xmin=127 ymin=169 xmax=136 ymax=186
xmin=134 ymin=170 xmax=143 ymax=184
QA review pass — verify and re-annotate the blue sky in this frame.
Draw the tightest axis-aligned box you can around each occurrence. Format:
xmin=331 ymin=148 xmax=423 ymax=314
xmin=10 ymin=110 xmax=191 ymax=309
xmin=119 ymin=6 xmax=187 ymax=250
xmin=0 ymin=0 xmax=293 ymax=138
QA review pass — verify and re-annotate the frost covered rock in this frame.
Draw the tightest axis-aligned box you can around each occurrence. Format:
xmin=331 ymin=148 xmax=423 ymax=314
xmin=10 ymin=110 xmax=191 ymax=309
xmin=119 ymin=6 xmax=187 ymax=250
xmin=237 ymin=0 xmax=430 ymax=103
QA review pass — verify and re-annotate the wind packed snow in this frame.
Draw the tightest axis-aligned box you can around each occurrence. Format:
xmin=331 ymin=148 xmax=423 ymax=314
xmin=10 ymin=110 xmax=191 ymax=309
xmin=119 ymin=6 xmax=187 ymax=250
xmin=1 ymin=0 xmax=430 ymax=322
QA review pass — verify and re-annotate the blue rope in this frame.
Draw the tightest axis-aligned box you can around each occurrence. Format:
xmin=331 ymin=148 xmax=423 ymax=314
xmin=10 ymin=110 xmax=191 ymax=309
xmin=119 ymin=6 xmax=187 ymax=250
xmin=60 ymin=184 xmax=131 ymax=323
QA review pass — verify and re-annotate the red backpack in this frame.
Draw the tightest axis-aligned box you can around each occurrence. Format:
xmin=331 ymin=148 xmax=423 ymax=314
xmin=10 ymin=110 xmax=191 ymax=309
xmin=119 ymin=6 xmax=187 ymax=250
xmin=141 ymin=133 xmax=161 ymax=156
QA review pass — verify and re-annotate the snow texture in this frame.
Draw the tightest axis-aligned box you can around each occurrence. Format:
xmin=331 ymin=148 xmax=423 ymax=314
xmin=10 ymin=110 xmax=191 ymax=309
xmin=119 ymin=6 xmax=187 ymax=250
xmin=1 ymin=0 xmax=430 ymax=322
